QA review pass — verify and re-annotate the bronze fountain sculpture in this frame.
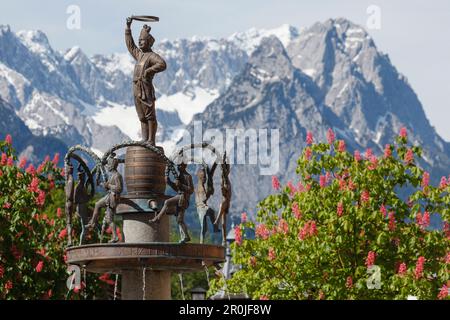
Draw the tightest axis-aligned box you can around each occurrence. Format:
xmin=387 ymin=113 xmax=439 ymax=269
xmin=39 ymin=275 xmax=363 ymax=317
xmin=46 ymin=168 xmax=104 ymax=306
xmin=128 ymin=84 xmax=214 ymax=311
xmin=86 ymin=155 xmax=123 ymax=243
xmin=62 ymin=15 xmax=230 ymax=300
xmin=195 ymin=162 xmax=219 ymax=244
xmin=125 ymin=17 xmax=166 ymax=145
xmin=74 ymin=165 xmax=90 ymax=245
xmin=149 ymin=156 xmax=194 ymax=244
xmin=64 ymin=163 xmax=75 ymax=247
xmin=214 ymin=152 xmax=232 ymax=246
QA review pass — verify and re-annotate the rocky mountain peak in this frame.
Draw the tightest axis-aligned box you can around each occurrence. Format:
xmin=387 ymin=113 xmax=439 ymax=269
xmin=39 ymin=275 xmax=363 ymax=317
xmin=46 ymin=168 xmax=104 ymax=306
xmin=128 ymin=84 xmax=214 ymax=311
xmin=91 ymin=52 xmax=134 ymax=75
xmin=0 ymin=24 xmax=11 ymax=35
xmin=287 ymin=18 xmax=379 ymax=83
xmin=16 ymin=30 xmax=52 ymax=54
xmin=229 ymin=24 xmax=300 ymax=55
xmin=249 ymin=36 xmax=293 ymax=79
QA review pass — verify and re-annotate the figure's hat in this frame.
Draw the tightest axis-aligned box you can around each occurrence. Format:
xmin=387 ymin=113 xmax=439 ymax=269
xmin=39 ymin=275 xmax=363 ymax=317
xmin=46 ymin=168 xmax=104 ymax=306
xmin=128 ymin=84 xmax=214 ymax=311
xmin=139 ymin=24 xmax=153 ymax=40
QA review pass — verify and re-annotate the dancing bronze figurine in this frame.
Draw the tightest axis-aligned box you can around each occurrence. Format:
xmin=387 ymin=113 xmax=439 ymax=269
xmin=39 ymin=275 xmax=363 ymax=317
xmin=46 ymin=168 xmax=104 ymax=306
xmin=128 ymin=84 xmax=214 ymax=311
xmin=86 ymin=156 xmax=123 ymax=243
xmin=195 ymin=163 xmax=219 ymax=244
xmin=74 ymin=167 xmax=90 ymax=245
xmin=150 ymin=161 xmax=194 ymax=244
xmin=214 ymin=154 xmax=231 ymax=246
xmin=125 ymin=17 xmax=166 ymax=145
xmin=64 ymin=163 xmax=75 ymax=246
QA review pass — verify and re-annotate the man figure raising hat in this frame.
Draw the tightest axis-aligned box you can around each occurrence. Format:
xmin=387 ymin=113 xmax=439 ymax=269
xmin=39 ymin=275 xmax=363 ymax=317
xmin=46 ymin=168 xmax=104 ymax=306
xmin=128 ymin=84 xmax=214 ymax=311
xmin=125 ymin=17 xmax=167 ymax=145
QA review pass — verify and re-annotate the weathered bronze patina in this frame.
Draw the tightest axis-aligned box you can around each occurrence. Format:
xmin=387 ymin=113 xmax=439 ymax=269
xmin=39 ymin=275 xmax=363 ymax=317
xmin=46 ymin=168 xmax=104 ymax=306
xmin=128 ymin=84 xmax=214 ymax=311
xmin=125 ymin=17 xmax=166 ymax=145
xmin=86 ymin=155 xmax=123 ymax=243
xmin=214 ymin=152 xmax=232 ymax=246
xmin=74 ymin=166 xmax=90 ymax=245
xmin=195 ymin=163 xmax=219 ymax=244
xmin=66 ymin=243 xmax=225 ymax=273
xmin=150 ymin=158 xmax=194 ymax=244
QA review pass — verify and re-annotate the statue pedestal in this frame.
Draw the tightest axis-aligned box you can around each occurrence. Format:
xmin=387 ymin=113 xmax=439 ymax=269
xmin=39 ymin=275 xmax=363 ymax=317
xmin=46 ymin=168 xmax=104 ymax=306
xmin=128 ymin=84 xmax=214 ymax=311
xmin=121 ymin=212 xmax=171 ymax=300
xmin=122 ymin=146 xmax=171 ymax=299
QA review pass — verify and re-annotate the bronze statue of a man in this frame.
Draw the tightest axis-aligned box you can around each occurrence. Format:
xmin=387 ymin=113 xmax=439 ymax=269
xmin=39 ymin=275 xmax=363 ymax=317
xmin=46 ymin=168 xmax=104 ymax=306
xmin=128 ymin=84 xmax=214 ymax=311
xmin=126 ymin=17 xmax=167 ymax=145
xmin=74 ymin=167 xmax=90 ymax=245
xmin=150 ymin=161 xmax=194 ymax=244
xmin=64 ymin=164 xmax=75 ymax=246
xmin=195 ymin=164 xmax=219 ymax=244
xmin=214 ymin=156 xmax=231 ymax=246
xmin=86 ymin=156 xmax=123 ymax=243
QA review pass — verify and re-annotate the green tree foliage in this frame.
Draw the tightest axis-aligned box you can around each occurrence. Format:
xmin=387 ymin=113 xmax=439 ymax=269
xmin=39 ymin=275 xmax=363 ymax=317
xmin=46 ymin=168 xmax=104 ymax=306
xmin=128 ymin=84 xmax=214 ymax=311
xmin=0 ymin=135 xmax=111 ymax=299
xmin=209 ymin=128 xmax=449 ymax=300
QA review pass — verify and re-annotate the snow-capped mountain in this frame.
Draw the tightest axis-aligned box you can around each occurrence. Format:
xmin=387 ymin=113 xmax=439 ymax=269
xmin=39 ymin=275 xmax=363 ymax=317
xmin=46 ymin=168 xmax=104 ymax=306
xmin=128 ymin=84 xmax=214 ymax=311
xmin=0 ymin=22 xmax=298 ymax=157
xmin=0 ymin=25 xmax=128 ymax=157
xmin=286 ymin=18 xmax=449 ymax=168
xmin=229 ymin=23 xmax=300 ymax=55
xmin=186 ymin=18 xmax=450 ymax=214
xmin=0 ymin=96 xmax=67 ymax=163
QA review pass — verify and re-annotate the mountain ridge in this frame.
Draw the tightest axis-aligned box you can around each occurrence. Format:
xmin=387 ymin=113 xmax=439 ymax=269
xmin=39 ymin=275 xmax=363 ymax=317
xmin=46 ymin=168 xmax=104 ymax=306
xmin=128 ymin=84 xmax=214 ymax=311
xmin=184 ymin=18 xmax=450 ymax=214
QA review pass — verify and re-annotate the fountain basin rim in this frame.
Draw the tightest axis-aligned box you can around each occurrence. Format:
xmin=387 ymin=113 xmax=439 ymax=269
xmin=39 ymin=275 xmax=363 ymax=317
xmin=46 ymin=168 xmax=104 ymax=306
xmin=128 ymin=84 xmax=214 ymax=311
xmin=66 ymin=242 xmax=226 ymax=273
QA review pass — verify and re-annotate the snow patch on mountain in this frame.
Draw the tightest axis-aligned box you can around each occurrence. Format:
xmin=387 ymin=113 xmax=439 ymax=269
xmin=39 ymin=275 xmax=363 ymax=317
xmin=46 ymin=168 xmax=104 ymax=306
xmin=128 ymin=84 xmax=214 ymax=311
xmin=64 ymin=46 xmax=80 ymax=61
xmin=90 ymin=147 xmax=104 ymax=157
xmin=92 ymin=52 xmax=135 ymax=75
xmin=17 ymin=30 xmax=58 ymax=72
xmin=92 ymin=102 xmax=140 ymax=140
xmin=158 ymin=87 xmax=219 ymax=124
xmin=0 ymin=62 xmax=30 ymax=86
xmin=24 ymin=117 xmax=42 ymax=130
xmin=79 ymin=100 xmax=100 ymax=116
xmin=90 ymin=99 xmax=188 ymax=155
xmin=16 ymin=30 xmax=51 ymax=55
xmin=158 ymin=126 xmax=187 ymax=156
xmin=22 ymin=91 xmax=69 ymax=125
xmin=302 ymin=68 xmax=317 ymax=78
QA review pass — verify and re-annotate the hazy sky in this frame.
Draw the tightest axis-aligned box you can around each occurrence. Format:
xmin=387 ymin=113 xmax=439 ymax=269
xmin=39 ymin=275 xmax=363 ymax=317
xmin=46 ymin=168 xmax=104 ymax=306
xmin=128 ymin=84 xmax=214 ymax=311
xmin=1 ymin=0 xmax=449 ymax=140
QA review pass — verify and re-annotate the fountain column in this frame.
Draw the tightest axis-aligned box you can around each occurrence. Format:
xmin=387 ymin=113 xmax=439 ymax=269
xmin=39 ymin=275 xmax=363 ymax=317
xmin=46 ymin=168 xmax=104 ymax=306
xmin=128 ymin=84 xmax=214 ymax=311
xmin=120 ymin=146 xmax=170 ymax=300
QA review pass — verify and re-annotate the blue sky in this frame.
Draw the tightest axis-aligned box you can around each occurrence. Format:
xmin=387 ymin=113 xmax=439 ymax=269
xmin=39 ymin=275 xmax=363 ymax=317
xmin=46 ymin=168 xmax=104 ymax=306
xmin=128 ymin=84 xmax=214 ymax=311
xmin=1 ymin=0 xmax=449 ymax=140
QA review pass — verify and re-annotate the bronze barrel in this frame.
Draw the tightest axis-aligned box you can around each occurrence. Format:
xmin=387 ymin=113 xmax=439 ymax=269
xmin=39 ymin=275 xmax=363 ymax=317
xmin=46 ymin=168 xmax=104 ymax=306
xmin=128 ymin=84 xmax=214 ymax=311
xmin=124 ymin=146 xmax=166 ymax=198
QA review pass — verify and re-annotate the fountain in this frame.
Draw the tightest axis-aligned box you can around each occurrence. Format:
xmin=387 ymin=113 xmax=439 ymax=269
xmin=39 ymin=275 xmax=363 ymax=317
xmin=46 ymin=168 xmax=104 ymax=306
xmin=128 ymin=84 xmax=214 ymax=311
xmin=63 ymin=15 xmax=226 ymax=300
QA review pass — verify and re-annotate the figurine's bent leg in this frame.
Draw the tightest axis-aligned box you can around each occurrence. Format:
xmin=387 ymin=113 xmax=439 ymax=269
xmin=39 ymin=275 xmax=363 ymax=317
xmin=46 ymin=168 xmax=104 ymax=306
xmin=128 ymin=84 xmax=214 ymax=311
xmin=177 ymin=210 xmax=190 ymax=243
xmin=207 ymin=207 xmax=219 ymax=233
xmin=150 ymin=195 xmax=179 ymax=223
xmin=216 ymin=203 xmax=228 ymax=246
xmin=78 ymin=204 xmax=89 ymax=245
xmin=86 ymin=195 xmax=108 ymax=228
